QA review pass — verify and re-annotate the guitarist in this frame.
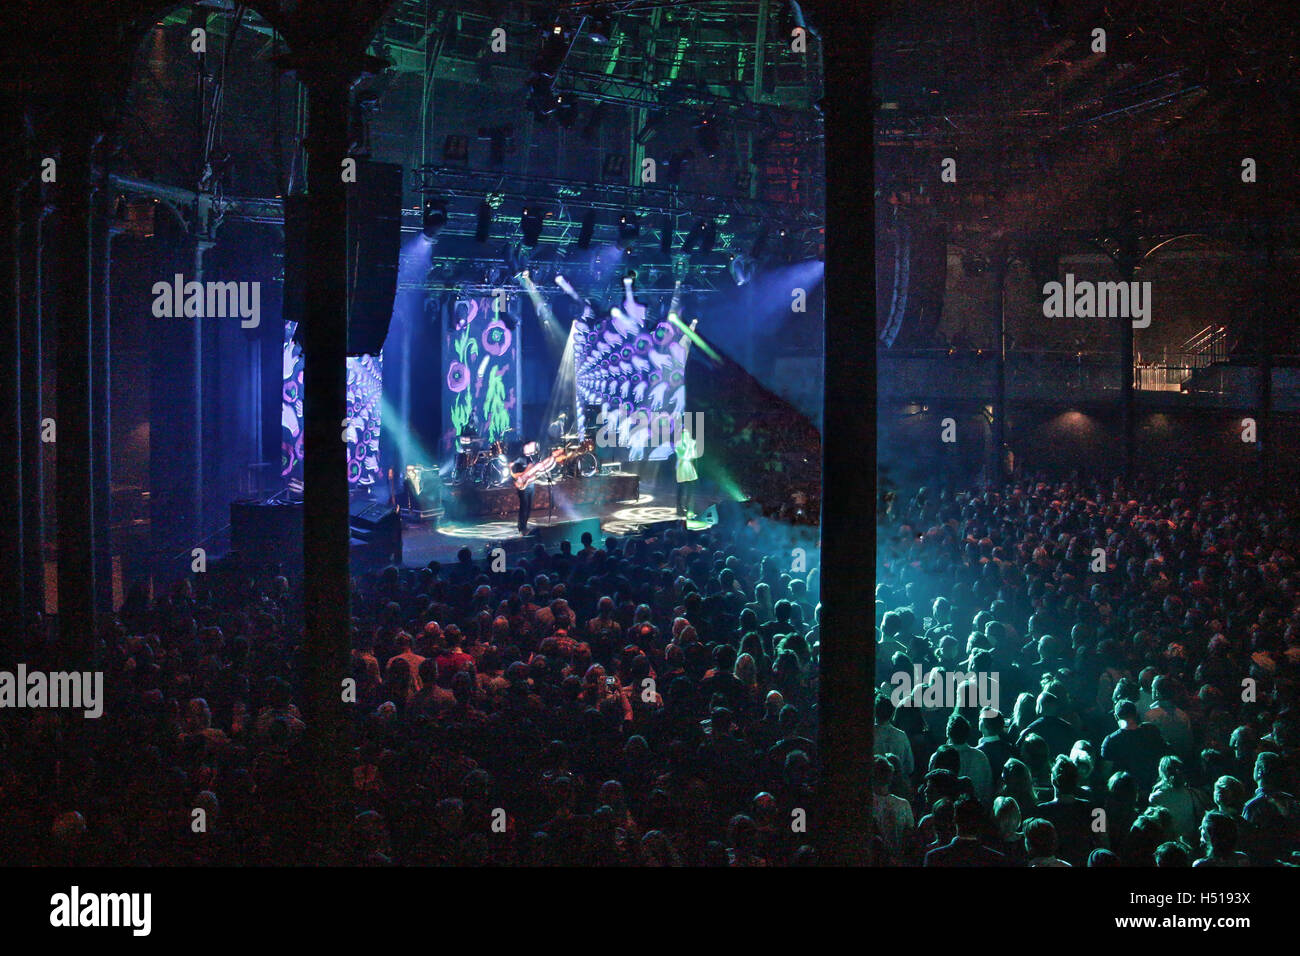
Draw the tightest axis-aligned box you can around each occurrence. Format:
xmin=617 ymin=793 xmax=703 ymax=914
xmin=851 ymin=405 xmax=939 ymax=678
xmin=510 ymin=457 xmax=535 ymax=536
xmin=509 ymin=439 xmax=589 ymax=536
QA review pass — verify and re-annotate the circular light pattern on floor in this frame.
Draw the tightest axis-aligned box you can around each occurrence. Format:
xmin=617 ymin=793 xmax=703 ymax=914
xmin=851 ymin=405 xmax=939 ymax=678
xmin=434 ymin=493 xmax=668 ymax=540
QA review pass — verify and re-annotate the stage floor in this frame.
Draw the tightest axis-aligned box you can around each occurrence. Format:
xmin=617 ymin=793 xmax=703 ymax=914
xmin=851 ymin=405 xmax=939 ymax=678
xmin=398 ymin=488 xmax=716 ymax=566
xmin=442 ymin=471 xmax=640 ymax=520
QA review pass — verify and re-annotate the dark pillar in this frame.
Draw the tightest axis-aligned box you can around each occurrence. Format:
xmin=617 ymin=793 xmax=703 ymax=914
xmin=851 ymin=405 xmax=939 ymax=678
xmin=1120 ymin=278 xmax=1135 ymax=480
xmin=992 ymin=251 xmax=1008 ymax=482
xmin=1257 ymin=231 xmax=1275 ymax=481
xmin=191 ymin=233 xmax=214 ymax=547
xmin=1107 ymin=226 xmax=1138 ymax=486
xmin=18 ymin=185 xmax=49 ymax=632
xmin=296 ymin=64 xmax=358 ymax=863
xmin=818 ymin=6 xmax=874 ymax=865
xmin=90 ymin=181 xmax=113 ymax=613
xmin=54 ymin=136 xmax=99 ymax=666
xmin=0 ymin=165 xmax=25 ymax=653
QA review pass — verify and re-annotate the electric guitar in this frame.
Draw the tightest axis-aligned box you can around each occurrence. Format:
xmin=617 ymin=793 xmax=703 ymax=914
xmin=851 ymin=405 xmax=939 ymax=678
xmin=513 ymin=439 xmax=593 ymax=490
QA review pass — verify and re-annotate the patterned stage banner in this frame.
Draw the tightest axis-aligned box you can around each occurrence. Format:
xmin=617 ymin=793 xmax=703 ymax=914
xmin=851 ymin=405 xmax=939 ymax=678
xmin=281 ymin=320 xmax=384 ymax=487
xmin=575 ymin=310 xmax=688 ymax=461
xmin=443 ymin=296 xmax=521 ymax=454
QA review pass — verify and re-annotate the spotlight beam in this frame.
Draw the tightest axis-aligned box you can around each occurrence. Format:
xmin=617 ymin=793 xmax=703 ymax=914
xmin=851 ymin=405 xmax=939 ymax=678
xmin=667 ymin=312 xmax=717 ymax=362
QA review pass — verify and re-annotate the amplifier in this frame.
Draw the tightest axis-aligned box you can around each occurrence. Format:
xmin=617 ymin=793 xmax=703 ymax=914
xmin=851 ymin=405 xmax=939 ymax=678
xmin=402 ymin=465 xmax=444 ymax=522
xmin=230 ymin=500 xmax=303 ymax=564
xmin=349 ymin=498 xmax=402 ymax=565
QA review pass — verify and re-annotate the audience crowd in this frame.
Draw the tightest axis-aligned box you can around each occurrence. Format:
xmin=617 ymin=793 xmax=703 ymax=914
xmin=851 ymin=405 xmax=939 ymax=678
xmin=0 ymin=525 xmax=821 ymax=866
xmin=874 ymin=472 xmax=1300 ymax=866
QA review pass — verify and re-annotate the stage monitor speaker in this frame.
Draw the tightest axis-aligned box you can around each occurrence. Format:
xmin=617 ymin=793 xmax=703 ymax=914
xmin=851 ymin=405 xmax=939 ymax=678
xmin=350 ymin=499 xmax=399 ymax=532
xmin=639 ymin=518 xmax=685 ymax=538
xmin=534 ymin=516 xmax=601 ymax=549
xmin=705 ymin=499 xmax=760 ymax=529
xmin=346 ymin=160 xmax=403 ymax=356
xmin=230 ymin=500 xmax=303 ymax=563
xmin=403 ymin=466 xmax=444 ymax=521
xmin=349 ymin=499 xmax=402 ymax=564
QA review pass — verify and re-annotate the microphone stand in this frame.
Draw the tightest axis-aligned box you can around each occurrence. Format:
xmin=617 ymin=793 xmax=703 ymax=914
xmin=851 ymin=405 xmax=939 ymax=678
xmin=544 ymin=468 xmax=556 ymax=533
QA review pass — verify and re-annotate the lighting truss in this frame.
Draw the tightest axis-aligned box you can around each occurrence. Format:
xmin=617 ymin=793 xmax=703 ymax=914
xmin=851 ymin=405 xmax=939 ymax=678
xmin=414 ymin=163 xmax=822 ymax=231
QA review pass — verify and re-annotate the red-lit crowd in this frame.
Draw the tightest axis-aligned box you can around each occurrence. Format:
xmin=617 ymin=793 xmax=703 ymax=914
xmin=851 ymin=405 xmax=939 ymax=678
xmin=1 ymin=526 xmax=821 ymax=866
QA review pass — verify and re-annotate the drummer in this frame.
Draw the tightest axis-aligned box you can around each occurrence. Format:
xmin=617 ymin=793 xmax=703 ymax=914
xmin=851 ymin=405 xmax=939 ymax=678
xmin=546 ymin=412 xmax=569 ymax=443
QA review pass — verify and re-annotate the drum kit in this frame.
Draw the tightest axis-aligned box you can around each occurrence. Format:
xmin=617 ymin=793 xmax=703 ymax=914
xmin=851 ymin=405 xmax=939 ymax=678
xmin=549 ymin=433 xmax=599 ymax=480
xmin=455 ymin=431 xmax=512 ymax=486
xmin=453 ymin=428 xmax=598 ymax=486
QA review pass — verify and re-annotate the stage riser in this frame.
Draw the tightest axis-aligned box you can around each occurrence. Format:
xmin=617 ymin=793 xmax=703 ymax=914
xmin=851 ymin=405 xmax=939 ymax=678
xmin=443 ymin=474 xmax=639 ymax=519
xmin=483 ymin=517 xmax=604 ymax=555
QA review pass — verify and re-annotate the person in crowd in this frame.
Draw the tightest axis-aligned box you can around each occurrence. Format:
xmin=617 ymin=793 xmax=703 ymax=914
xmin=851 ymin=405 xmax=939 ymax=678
xmin=872 ymin=755 xmax=915 ymax=863
xmin=1034 ymin=756 xmax=1105 ymax=865
xmin=874 ymin=694 xmax=915 ymax=778
xmin=1147 ymin=755 xmax=1205 ymax=845
xmin=1194 ymin=811 xmax=1251 ymax=867
xmin=1101 ymin=700 xmax=1166 ymax=792
xmin=946 ymin=714 xmax=993 ymax=808
xmin=1023 ymin=817 xmax=1071 ymax=867
xmin=924 ymin=796 xmax=1005 ymax=867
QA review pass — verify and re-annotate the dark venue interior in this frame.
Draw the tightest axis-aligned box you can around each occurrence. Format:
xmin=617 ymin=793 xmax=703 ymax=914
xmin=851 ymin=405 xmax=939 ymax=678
xmin=872 ymin=0 xmax=1300 ymax=874
xmin=3 ymin=0 xmax=1296 ymax=896
xmin=0 ymin=0 xmax=872 ymax=872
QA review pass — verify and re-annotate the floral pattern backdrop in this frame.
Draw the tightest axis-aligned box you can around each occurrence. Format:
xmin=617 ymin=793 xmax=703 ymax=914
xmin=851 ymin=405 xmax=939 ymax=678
xmin=444 ymin=296 xmax=518 ymax=451
xmin=281 ymin=320 xmax=384 ymax=487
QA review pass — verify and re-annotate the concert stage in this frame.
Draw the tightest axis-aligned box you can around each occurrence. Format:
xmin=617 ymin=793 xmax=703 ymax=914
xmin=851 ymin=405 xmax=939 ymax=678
xmin=441 ymin=471 xmax=640 ymax=520
xmin=400 ymin=487 xmax=715 ymax=566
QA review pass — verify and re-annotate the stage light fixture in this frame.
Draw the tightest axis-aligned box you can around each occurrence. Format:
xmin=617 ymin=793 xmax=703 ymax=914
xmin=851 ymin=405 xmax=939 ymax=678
xmin=555 ymin=94 xmax=578 ymax=128
xmin=634 ymin=110 xmax=663 ymax=146
xmin=778 ymin=227 xmax=798 ymax=262
xmin=577 ymin=209 xmax=597 ymax=250
xmin=529 ymin=80 xmax=560 ymax=120
xmin=781 ymin=0 xmax=821 ymax=39
xmin=475 ymin=200 xmax=494 ymax=243
xmin=659 ymin=215 xmax=674 ymax=255
xmin=422 ymin=199 xmax=448 ymax=240
xmin=581 ymin=102 xmax=606 ymax=143
xmin=730 ymin=253 xmax=757 ymax=287
xmin=521 ymin=206 xmax=545 ymax=246
xmin=682 ymin=221 xmax=705 ymax=253
xmin=618 ymin=212 xmax=640 ymax=244
xmin=588 ymin=5 xmax=614 ymax=43
xmin=682 ymin=219 xmax=717 ymax=254
xmin=452 ymin=296 xmax=472 ymax=331
xmin=701 ymin=220 xmax=717 ymax=254
xmin=533 ymin=26 xmax=570 ymax=80
xmin=694 ymin=114 xmax=719 ymax=158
